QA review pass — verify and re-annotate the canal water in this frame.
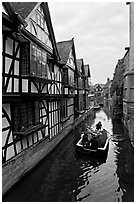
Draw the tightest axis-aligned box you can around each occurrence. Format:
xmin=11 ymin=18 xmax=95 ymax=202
xmin=3 ymin=108 xmax=134 ymax=202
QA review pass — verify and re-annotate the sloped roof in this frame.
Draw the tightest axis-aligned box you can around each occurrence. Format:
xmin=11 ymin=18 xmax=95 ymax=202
xmin=84 ymin=64 xmax=91 ymax=77
xmin=2 ymin=2 xmax=27 ymax=28
xmin=76 ymin=59 xmax=84 ymax=73
xmin=10 ymin=2 xmax=38 ymax=19
xmin=57 ymin=40 xmax=73 ymax=64
xmin=10 ymin=2 xmax=60 ymax=61
xmin=94 ymin=83 xmax=104 ymax=89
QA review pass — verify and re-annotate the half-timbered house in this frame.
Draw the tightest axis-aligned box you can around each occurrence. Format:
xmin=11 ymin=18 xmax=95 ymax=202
xmin=2 ymin=1 xmax=63 ymax=163
xmin=83 ymin=64 xmax=91 ymax=110
xmin=75 ymin=59 xmax=85 ymax=115
xmin=57 ymin=39 xmax=76 ymax=128
xmin=2 ymin=2 xmax=93 ymax=195
xmin=2 ymin=2 xmax=31 ymax=163
xmin=2 ymin=2 xmax=65 ymax=194
xmin=94 ymin=83 xmax=104 ymax=105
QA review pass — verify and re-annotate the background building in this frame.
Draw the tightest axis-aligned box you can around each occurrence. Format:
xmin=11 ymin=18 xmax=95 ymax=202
xmin=103 ymin=78 xmax=112 ymax=106
xmin=94 ymin=83 xmax=104 ymax=106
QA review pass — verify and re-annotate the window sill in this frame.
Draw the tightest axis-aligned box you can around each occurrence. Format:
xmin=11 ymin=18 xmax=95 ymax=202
xmin=60 ymin=116 xmax=70 ymax=123
xmin=29 ymin=76 xmax=52 ymax=83
xmin=21 ymin=75 xmax=52 ymax=83
xmin=13 ymin=123 xmax=46 ymax=137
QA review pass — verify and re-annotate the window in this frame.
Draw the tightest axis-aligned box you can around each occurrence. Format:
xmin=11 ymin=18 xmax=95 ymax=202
xmin=130 ymin=88 xmax=134 ymax=101
xmin=12 ymin=101 xmax=40 ymax=132
xmin=31 ymin=44 xmax=37 ymax=75
xmin=60 ymin=100 xmax=67 ymax=119
xmin=30 ymin=44 xmax=47 ymax=77
xmin=47 ymin=57 xmax=54 ymax=73
xmin=124 ymin=88 xmax=127 ymax=100
xmin=37 ymin=11 xmax=44 ymax=29
xmin=70 ymin=58 xmax=75 ymax=67
xmin=63 ymin=69 xmax=68 ymax=85
xmin=130 ymin=75 xmax=134 ymax=87
xmin=129 ymin=74 xmax=134 ymax=102
xmin=21 ymin=43 xmax=30 ymax=75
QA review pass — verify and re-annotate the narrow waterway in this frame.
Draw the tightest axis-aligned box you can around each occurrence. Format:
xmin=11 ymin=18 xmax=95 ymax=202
xmin=3 ymin=108 xmax=134 ymax=202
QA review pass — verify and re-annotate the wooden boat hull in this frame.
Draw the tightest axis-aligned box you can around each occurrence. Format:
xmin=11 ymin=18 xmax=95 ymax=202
xmin=76 ymin=130 xmax=109 ymax=157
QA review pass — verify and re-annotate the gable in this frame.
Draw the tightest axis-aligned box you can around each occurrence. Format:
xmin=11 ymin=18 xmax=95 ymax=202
xmin=11 ymin=2 xmax=53 ymax=52
xmin=66 ymin=49 xmax=75 ymax=69
xmin=11 ymin=2 xmax=38 ymax=19
xmin=57 ymin=40 xmax=73 ymax=64
xmin=25 ymin=4 xmax=53 ymax=50
xmin=95 ymin=84 xmax=101 ymax=89
xmin=76 ymin=59 xmax=84 ymax=73
xmin=2 ymin=5 xmax=8 ymax=15
xmin=84 ymin=64 xmax=91 ymax=77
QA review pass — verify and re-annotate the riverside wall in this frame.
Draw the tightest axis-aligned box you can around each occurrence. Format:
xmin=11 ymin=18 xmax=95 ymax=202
xmin=2 ymin=107 xmax=94 ymax=196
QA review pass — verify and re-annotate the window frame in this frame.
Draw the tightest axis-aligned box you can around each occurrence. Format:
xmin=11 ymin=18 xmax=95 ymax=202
xmin=60 ymin=100 xmax=68 ymax=119
xmin=12 ymin=101 xmax=40 ymax=132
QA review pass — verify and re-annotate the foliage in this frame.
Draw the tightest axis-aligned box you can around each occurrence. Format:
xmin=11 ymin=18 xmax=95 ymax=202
xmin=110 ymin=59 xmax=125 ymax=97
xmin=111 ymin=95 xmax=123 ymax=121
xmin=110 ymin=59 xmax=125 ymax=121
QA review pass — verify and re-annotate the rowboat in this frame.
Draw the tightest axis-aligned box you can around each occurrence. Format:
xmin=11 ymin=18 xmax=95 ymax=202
xmin=76 ymin=129 xmax=110 ymax=157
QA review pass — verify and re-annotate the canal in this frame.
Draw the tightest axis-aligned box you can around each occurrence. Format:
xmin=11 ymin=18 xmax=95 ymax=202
xmin=3 ymin=108 xmax=134 ymax=202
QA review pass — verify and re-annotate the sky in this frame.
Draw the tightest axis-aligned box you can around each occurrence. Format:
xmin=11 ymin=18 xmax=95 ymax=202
xmin=49 ymin=1 xmax=129 ymax=85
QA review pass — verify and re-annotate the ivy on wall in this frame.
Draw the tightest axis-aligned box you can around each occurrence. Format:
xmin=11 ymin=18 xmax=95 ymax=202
xmin=110 ymin=59 xmax=125 ymax=97
xmin=110 ymin=58 xmax=125 ymax=121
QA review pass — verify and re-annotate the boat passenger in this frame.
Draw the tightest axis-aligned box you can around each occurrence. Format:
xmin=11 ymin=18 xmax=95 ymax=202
xmin=96 ymin=121 xmax=102 ymax=131
xmin=82 ymin=133 xmax=90 ymax=146
xmin=84 ymin=126 xmax=93 ymax=140
xmin=90 ymin=137 xmax=98 ymax=150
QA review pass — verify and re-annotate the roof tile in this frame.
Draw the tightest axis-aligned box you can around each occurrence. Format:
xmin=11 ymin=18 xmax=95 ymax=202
xmin=57 ymin=40 xmax=73 ymax=64
xmin=11 ymin=2 xmax=38 ymax=19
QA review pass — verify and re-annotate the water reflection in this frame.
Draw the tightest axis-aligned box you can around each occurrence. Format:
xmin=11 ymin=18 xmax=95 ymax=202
xmin=76 ymin=107 xmax=134 ymax=202
xmin=111 ymin=121 xmax=134 ymax=202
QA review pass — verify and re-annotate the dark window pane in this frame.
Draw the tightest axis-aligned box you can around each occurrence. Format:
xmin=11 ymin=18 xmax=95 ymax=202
xmin=21 ymin=43 xmax=29 ymax=75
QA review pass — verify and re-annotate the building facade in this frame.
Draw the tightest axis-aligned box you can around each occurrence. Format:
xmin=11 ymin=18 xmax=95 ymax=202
xmin=83 ymin=64 xmax=91 ymax=110
xmin=103 ymin=78 xmax=112 ymax=106
xmin=57 ymin=39 xmax=76 ymax=128
xmin=75 ymin=59 xmax=85 ymax=115
xmin=94 ymin=83 xmax=104 ymax=106
xmin=2 ymin=1 xmax=62 ymax=164
xmin=123 ymin=2 xmax=134 ymax=145
xmin=2 ymin=2 xmax=92 ymax=194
